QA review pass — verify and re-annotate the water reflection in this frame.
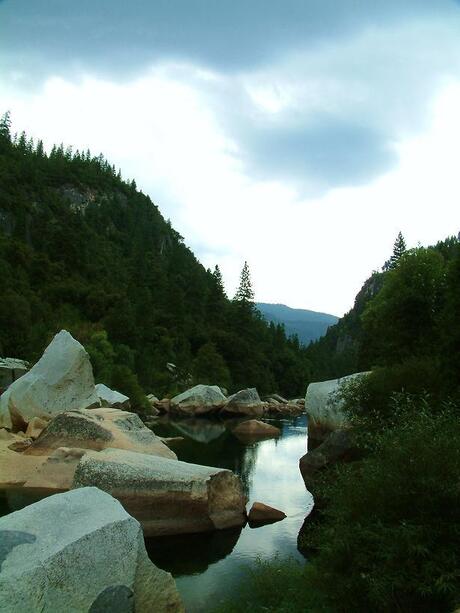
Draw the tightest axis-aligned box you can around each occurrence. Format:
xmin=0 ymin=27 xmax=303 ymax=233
xmin=150 ymin=415 xmax=313 ymax=613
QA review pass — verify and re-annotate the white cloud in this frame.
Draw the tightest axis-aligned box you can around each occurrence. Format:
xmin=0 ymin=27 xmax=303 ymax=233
xmin=1 ymin=58 xmax=459 ymax=317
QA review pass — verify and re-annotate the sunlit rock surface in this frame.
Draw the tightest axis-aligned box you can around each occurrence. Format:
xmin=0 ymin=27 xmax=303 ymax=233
xmin=95 ymin=383 xmax=130 ymax=409
xmin=0 ymin=487 xmax=184 ymax=612
xmin=25 ymin=408 xmax=176 ymax=459
xmin=73 ymin=448 xmax=247 ymax=536
xmin=170 ymin=385 xmax=226 ymax=415
xmin=0 ymin=330 xmax=100 ymax=431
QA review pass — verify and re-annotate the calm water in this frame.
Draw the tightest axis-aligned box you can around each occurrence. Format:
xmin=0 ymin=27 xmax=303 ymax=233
xmin=146 ymin=414 xmax=314 ymax=612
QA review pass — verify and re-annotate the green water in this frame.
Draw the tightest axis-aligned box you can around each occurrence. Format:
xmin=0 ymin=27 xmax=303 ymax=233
xmin=146 ymin=414 xmax=313 ymax=612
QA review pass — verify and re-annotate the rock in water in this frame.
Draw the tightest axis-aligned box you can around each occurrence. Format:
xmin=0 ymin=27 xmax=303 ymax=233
xmin=170 ymin=384 xmax=226 ymax=415
xmin=73 ymin=448 xmax=247 ymax=536
xmin=25 ymin=407 xmax=176 ymax=460
xmin=0 ymin=487 xmax=184 ymax=612
xmin=299 ymin=429 xmax=353 ymax=488
xmin=305 ymin=372 xmax=370 ymax=438
xmin=248 ymin=502 xmax=286 ymax=525
xmin=222 ymin=388 xmax=265 ymax=417
xmin=232 ymin=419 xmax=280 ymax=440
xmin=95 ymin=383 xmax=130 ymax=409
xmin=0 ymin=330 xmax=100 ymax=431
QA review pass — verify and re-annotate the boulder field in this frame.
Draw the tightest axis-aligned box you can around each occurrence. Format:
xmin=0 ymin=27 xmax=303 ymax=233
xmin=0 ymin=487 xmax=184 ymax=612
xmin=166 ymin=385 xmax=304 ymax=418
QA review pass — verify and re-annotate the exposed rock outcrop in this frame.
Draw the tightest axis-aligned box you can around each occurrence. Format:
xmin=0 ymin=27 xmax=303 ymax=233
xmin=0 ymin=487 xmax=184 ymax=612
xmin=73 ymin=448 xmax=247 ymax=536
xmin=248 ymin=501 xmax=286 ymax=525
xmin=299 ymin=429 xmax=353 ymax=488
xmin=0 ymin=330 xmax=100 ymax=431
xmin=25 ymin=408 xmax=176 ymax=460
xmin=222 ymin=388 xmax=264 ymax=417
xmin=170 ymin=385 xmax=226 ymax=415
xmin=232 ymin=419 xmax=280 ymax=441
xmin=305 ymin=372 xmax=370 ymax=438
xmin=95 ymin=383 xmax=130 ymax=409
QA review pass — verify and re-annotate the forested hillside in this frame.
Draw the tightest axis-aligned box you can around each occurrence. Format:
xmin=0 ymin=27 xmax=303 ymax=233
xmin=306 ymin=232 xmax=460 ymax=394
xmin=0 ymin=113 xmax=310 ymax=403
xmin=256 ymin=303 xmax=338 ymax=346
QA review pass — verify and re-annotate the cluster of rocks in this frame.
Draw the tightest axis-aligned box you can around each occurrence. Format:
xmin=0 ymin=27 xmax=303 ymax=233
xmin=150 ymin=384 xmax=304 ymax=418
xmin=0 ymin=329 xmax=293 ymax=610
xmin=0 ymin=331 xmax=247 ymax=538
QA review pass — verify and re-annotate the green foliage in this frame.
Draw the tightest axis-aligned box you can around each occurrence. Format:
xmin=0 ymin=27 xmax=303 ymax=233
xmin=302 ymin=402 xmax=460 ymax=613
xmin=234 ymin=260 xmax=254 ymax=303
xmin=0 ymin=119 xmax=310 ymax=399
xmin=192 ymin=342 xmax=231 ymax=390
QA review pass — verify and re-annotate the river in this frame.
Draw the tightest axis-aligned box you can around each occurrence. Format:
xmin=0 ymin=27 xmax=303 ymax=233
xmin=146 ymin=414 xmax=313 ymax=612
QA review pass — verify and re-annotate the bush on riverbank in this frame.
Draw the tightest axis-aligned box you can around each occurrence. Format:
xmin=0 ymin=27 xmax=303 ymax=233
xmin=218 ymin=398 xmax=460 ymax=613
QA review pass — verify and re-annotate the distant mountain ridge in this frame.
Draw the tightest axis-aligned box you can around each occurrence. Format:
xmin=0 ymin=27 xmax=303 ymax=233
xmin=256 ymin=303 xmax=338 ymax=346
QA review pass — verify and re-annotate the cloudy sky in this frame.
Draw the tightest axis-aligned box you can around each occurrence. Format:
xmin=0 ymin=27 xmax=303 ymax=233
xmin=1 ymin=1 xmax=460 ymax=315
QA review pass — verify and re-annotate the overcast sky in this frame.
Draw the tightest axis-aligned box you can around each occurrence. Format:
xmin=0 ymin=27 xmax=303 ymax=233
xmin=1 ymin=1 xmax=460 ymax=315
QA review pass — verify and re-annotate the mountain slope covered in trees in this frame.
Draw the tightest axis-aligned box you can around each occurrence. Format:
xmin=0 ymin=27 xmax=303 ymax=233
xmin=0 ymin=114 xmax=311 ymax=403
xmin=256 ymin=303 xmax=338 ymax=346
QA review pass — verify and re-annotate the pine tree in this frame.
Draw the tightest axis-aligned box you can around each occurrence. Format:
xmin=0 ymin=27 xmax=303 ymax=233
xmin=0 ymin=111 xmax=11 ymax=141
xmin=234 ymin=261 xmax=254 ymax=303
xmin=389 ymin=232 xmax=407 ymax=269
xmin=212 ymin=265 xmax=225 ymax=295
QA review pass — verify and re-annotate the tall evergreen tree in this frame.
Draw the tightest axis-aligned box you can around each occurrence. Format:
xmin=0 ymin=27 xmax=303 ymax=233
xmin=212 ymin=265 xmax=225 ymax=295
xmin=389 ymin=231 xmax=407 ymax=269
xmin=234 ymin=261 xmax=254 ymax=303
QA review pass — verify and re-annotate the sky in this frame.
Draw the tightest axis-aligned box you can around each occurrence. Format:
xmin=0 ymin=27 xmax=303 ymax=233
xmin=1 ymin=1 xmax=460 ymax=316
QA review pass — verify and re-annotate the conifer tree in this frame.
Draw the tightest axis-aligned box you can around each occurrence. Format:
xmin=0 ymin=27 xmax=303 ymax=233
xmin=389 ymin=232 xmax=407 ymax=269
xmin=212 ymin=265 xmax=225 ymax=295
xmin=234 ymin=261 xmax=254 ymax=303
xmin=0 ymin=111 xmax=11 ymax=141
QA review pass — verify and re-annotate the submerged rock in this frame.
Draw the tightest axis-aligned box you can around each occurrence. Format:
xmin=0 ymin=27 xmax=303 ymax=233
xmin=25 ymin=407 xmax=176 ymax=460
xmin=170 ymin=418 xmax=226 ymax=443
xmin=0 ymin=487 xmax=184 ymax=612
xmin=222 ymin=388 xmax=264 ymax=417
xmin=95 ymin=383 xmax=130 ymax=409
xmin=170 ymin=384 xmax=226 ymax=415
xmin=0 ymin=330 xmax=100 ymax=431
xmin=248 ymin=502 xmax=286 ymax=525
xmin=232 ymin=419 xmax=280 ymax=441
xmin=73 ymin=448 xmax=247 ymax=536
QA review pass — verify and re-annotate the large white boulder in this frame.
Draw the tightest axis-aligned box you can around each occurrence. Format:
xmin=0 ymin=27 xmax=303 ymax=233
xmin=222 ymin=388 xmax=264 ymax=417
xmin=170 ymin=384 xmax=226 ymax=415
xmin=95 ymin=383 xmax=130 ymax=409
xmin=73 ymin=448 xmax=247 ymax=536
xmin=25 ymin=407 xmax=176 ymax=460
xmin=0 ymin=487 xmax=184 ymax=612
xmin=305 ymin=372 xmax=371 ymax=433
xmin=0 ymin=330 xmax=100 ymax=430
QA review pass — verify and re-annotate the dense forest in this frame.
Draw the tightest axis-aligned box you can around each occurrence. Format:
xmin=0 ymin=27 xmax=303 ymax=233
xmin=0 ymin=112 xmax=311 ymax=404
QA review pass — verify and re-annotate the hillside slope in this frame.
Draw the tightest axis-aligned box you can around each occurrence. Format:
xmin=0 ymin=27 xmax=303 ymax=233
xmin=256 ymin=302 xmax=338 ymax=346
xmin=0 ymin=115 xmax=310 ymax=401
